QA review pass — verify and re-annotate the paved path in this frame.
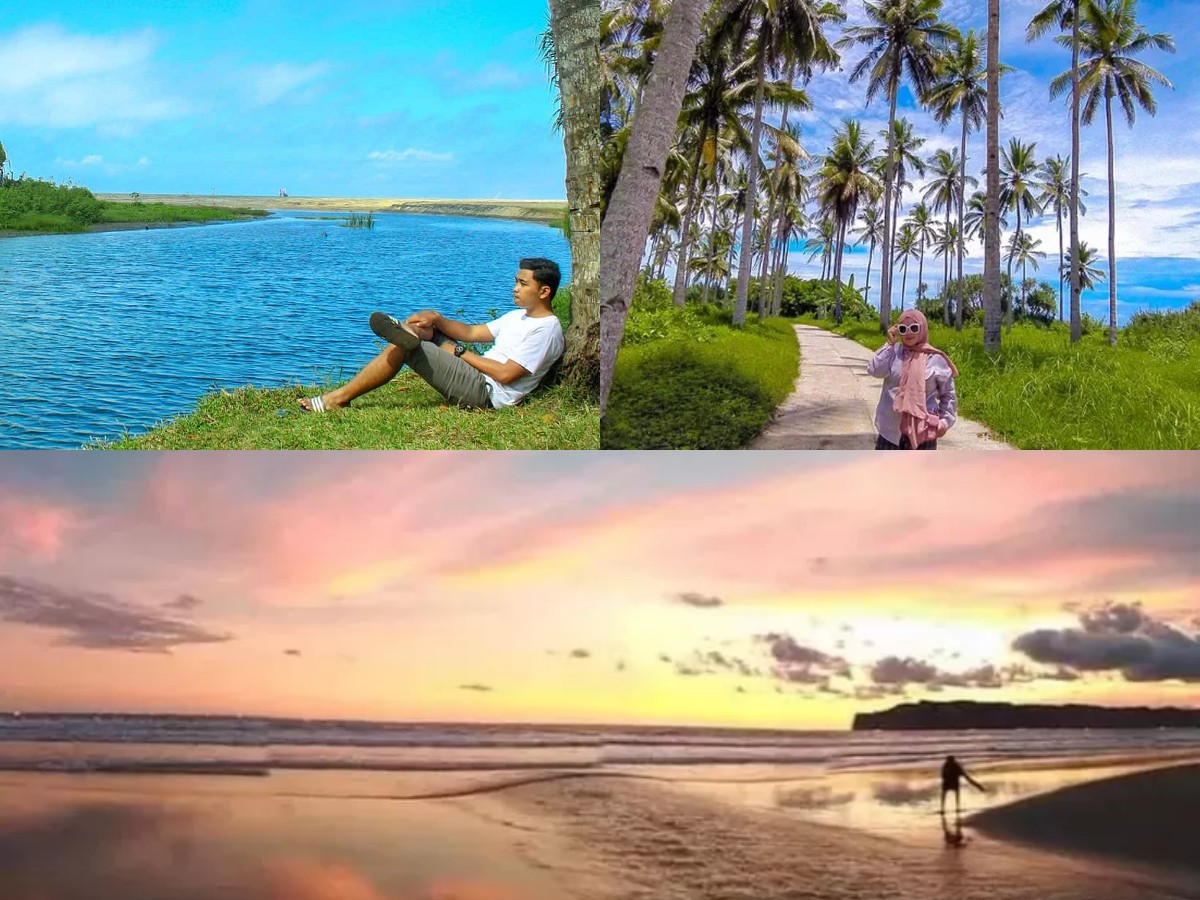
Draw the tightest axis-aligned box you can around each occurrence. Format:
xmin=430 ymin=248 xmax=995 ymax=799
xmin=749 ymin=324 xmax=1014 ymax=450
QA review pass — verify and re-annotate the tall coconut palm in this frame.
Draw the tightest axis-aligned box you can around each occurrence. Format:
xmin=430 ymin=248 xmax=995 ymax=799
xmin=893 ymin=223 xmax=919 ymax=311
xmin=932 ymin=222 xmax=959 ymax=316
xmin=816 ymin=119 xmax=881 ymax=324
xmin=757 ymin=114 xmax=811 ymax=313
xmin=926 ymin=28 xmax=989 ymax=331
xmin=1028 ymin=0 xmax=1086 ymax=342
xmin=882 ymin=117 xmax=927 ymax=244
xmin=1004 ymin=231 xmax=1046 ymax=319
xmin=921 ymin=149 xmax=976 ymax=325
xmin=982 ymin=0 xmax=1002 ymax=351
xmin=998 ymin=137 xmax=1043 ymax=330
xmin=1061 ymin=240 xmax=1106 ymax=291
xmin=804 ymin=218 xmax=837 ymax=280
xmin=854 ymin=204 xmax=886 ymax=308
xmin=1054 ymin=0 xmax=1174 ymax=345
xmin=1037 ymin=153 xmax=1088 ymax=322
xmin=600 ymin=0 xmax=709 ymax=415
xmin=839 ymin=0 xmax=955 ymax=331
xmin=714 ymin=0 xmax=841 ymax=327
xmin=964 ymin=189 xmax=1007 ymax=243
xmin=671 ymin=49 xmax=758 ymax=307
xmin=908 ymin=202 xmax=937 ymax=310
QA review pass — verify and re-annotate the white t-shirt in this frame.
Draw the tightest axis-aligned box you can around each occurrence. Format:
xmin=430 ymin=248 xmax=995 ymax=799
xmin=482 ymin=310 xmax=566 ymax=408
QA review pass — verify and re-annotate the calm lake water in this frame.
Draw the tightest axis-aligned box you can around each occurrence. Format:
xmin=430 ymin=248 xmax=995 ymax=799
xmin=0 ymin=210 xmax=570 ymax=448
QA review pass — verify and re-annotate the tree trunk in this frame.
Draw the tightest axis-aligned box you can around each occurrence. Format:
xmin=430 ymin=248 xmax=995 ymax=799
xmin=983 ymin=0 xmax=1002 ymax=352
xmin=916 ymin=236 xmax=926 ymax=315
xmin=1057 ymin=204 xmax=1065 ymax=321
xmin=956 ymin=111 xmax=968 ymax=331
xmin=733 ymin=45 xmax=768 ymax=327
xmin=1006 ymin=209 xmax=1020 ymax=332
xmin=944 ymin=209 xmax=952 ymax=325
xmin=550 ymin=0 xmax=601 ymax=396
xmin=865 ymin=240 xmax=876 ymax=306
xmin=1106 ymin=88 xmax=1118 ymax=347
xmin=834 ymin=218 xmax=845 ymax=324
xmin=879 ymin=73 xmax=900 ymax=332
xmin=1069 ymin=9 xmax=1082 ymax=343
xmin=672 ymin=135 xmax=708 ymax=307
xmin=599 ymin=0 xmax=708 ymax=415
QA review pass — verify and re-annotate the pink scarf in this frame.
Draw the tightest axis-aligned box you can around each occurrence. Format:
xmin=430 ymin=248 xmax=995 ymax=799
xmin=893 ymin=310 xmax=958 ymax=449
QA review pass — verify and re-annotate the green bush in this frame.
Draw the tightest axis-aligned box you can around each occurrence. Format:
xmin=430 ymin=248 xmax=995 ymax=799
xmin=621 ymin=277 xmax=723 ymax=347
xmin=770 ymin=276 xmax=873 ymax=321
xmin=0 ymin=177 xmax=102 ymax=230
xmin=604 ymin=317 xmax=798 ymax=449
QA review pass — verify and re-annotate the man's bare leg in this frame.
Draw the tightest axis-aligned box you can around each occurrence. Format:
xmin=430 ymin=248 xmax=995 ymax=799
xmin=298 ymin=344 xmax=408 ymax=411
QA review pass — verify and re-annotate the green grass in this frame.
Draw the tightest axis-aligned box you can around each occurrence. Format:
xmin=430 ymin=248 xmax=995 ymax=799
xmin=92 ymin=290 xmax=597 ymax=449
xmin=603 ymin=312 xmax=798 ymax=449
xmin=797 ymin=313 xmax=1200 ymax=449
xmin=91 ymin=373 xmax=597 ymax=449
xmin=96 ymin=201 xmax=267 ymax=223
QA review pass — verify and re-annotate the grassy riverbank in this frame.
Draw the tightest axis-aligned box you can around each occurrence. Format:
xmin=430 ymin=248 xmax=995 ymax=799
xmin=0 ymin=179 xmax=266 ymax=234
xmin=92 ymin=293 xmax=599 ymax=450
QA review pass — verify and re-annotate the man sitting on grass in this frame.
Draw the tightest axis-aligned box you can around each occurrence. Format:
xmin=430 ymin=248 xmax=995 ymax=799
xmin=299 ymin=257 xmax=565 ymax=413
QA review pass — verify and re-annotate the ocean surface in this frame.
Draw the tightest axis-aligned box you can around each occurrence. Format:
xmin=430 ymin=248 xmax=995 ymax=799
xmin=0 ymin=211 xmax=570 ymax=448
xmin=3 ymin=713 xmax=1198 ymax=776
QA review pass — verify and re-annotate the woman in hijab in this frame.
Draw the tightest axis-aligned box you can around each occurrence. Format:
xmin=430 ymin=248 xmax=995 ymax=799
xmin=866 ymin=309 xmax=958 ymax=450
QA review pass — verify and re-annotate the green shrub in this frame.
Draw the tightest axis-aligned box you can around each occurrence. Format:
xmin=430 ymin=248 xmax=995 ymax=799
xmin=622 ymin=277 xmax=723 ymax=347
xmin=603 ymin=318 xmax=798 ymax=449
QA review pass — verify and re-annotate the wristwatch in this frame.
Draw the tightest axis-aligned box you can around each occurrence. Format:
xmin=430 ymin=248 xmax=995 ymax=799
xmin=453 ymin=343 xmax=467 ymax=358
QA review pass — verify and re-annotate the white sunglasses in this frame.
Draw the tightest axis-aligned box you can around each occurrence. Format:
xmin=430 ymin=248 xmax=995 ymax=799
xmin=896 ymin=323 xmax=922 ymax=335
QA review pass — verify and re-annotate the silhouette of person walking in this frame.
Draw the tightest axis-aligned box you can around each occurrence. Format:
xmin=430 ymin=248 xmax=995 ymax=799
xmin=940 ymin=755 xmax=985 ymax=816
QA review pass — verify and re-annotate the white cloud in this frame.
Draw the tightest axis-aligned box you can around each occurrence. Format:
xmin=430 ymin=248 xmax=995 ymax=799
xmin=368 ymin=148 xmax=454 ymax=164
xmin=80 ymin=154 xmax=103 ymax=165
xmin=244 ymin=61 xmax=330 ymax=107
xmin=431 ymin=53 xmax=535 ymax=93
xmin=137 ymin=157 xmax=151 ymax=167
xmin=0 ymin=24 xmax=186 ymax=128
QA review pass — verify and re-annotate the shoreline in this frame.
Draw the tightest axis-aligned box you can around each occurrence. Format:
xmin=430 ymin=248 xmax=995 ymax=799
xmin=97 ymin=193 xmax=566 ymax=223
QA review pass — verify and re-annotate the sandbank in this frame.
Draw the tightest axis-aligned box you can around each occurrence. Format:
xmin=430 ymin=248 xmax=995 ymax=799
xmin=96 ymin=194 xmax=566 ymax=223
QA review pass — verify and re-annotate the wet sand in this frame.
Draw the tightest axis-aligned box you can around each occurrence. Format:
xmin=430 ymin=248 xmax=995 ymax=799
xmin=95 ymin=194 xmax=566 ymax=223
xmin=489 ymin=762 xmax=1200 ymax=900
xmin=0 ymin=770 xmax=592 ymax=900
xmin=971 ymin=763 xmax=1200 ymax=883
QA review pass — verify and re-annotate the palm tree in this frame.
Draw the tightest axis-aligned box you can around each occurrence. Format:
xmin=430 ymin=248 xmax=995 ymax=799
xmin=964 ymin=189 xmax=1007 ymax=244
xmin=921 ymin=149 xmax=976 ymax=325
xmin=1055 ymin=0 xmax=1174 ymax=346
xmin=804 ymin=218 xmax=837 ymax=280
xmin=883 ymin=117 xmax=927 ymax=244
xmin=854 ymin=204 xmax=885 ymax=309
xmin=1062 ymin=240 xmax=1106 ymax=291
xmin=932 ymin=222 xmax=959 ymax=317
xmin=1005 ymin=232 xmax=1046 ymax=319
xmin=757 ymin=114 xmax=811 ymax=313
xmin=983 ymin=0 xmax=1002 ymax=351
xmin=715 ymin=0 xmax=842 ymax=327
xmin=998 ymin=137 xmax=1043 ymax=330
xmin=1028 ymin=0 xmax=1086 ymax=342
xmin=839 ymin=0 xmax=955 ymax=331
xmin=893 ymin=223 xmax=919 ymax=311
xmin=817 ymin=120 xmax=881 ymax=324
xmin=671 ymin=48 xmax=758 ymax=307
xmin=926 ymin=28 xmax=989 ymax=331
xmin=600 ymin=0 xmax=710 ymax=415
xmin=908 ymin=202 xmax=936 ymax=309
xmin=1037 ymin=153 xmax=1088 ymax=322
xmin=0 ymin=141 xmax=7 ymax=188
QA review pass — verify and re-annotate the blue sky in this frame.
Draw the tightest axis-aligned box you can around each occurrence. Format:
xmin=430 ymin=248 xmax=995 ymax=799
xmin=0 ymin=0 xmax=565 ymax=198
xmin=774 ymin=0 xmax=1200 ymax=320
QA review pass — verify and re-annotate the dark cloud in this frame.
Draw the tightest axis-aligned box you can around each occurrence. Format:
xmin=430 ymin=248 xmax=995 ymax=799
xmin=658 ymin=654 xmax=672 ymax=664
xmin=284 ymin=649 xmax=301 ymax=657
xmin=1013 ymin=600 xmax=1200 ymax=682
xmin=164 ymin=594 xmax=202 ymax=611
xmin=869 ymin=657 xmax=1028 ymax=691
xmin=677 ymin=592 xmax=723 ymax=608
xmin=616 ymin=660 xmax=627 ymax=672
xmin=459 ymin=683 xmax=493 ymax=692
xmin=755 ymin=633 xmax=851 ymax=687
xmin=569 ymin=648 xmax=591 ymax=659
xmin=675 ymin=664 xmax=703 ymax=677
xmin=0 ymin=575 xmax=232 ymax=654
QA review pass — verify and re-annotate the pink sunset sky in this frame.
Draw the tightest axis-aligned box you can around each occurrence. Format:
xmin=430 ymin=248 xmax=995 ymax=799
xmin=0 ymin=452 xmax=1197 ymax=729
